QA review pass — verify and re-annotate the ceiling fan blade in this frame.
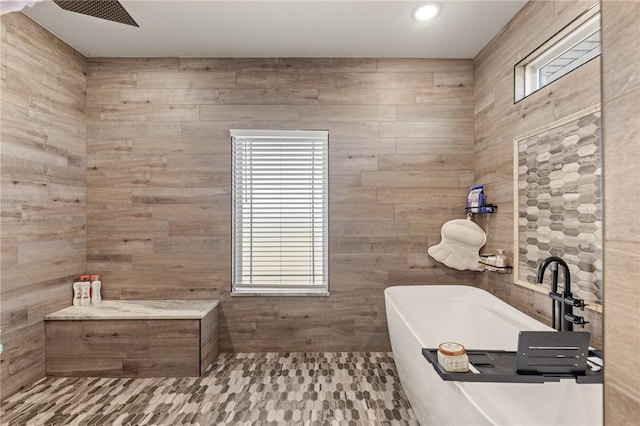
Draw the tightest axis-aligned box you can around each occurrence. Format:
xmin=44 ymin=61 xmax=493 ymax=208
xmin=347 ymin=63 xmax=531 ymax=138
xmin=53 ymin=0 xmax=138 ymax=27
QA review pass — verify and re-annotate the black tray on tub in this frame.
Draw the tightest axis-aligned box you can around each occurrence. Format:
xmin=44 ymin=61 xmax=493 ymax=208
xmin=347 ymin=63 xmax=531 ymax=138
xmin=422 ymin=348 xmax=603 ymax=384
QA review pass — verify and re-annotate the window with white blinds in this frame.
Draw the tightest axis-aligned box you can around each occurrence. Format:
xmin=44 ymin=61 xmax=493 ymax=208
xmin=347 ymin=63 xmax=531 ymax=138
xmin=231 ymin=129 xmax=329 ymax=295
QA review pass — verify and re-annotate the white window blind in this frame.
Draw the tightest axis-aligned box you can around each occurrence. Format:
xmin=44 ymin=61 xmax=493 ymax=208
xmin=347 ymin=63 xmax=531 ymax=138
xmin=231 ymin=129 xmax=329 ymax=295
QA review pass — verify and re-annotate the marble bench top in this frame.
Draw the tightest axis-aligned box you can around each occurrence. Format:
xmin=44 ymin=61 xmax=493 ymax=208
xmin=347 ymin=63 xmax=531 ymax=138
xmin=44 ymin=300 xmax=220 ymax=320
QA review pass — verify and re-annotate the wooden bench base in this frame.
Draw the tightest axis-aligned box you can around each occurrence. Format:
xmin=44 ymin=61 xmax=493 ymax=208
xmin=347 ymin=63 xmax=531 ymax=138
xmin=45 ymin=302 xmax=218 ymax=378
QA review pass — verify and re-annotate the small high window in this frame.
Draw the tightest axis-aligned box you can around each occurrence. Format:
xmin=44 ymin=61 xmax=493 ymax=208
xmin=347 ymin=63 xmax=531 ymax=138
xmin=515 ymin=5 xmax=600 ymax=102
xmin=230 ymin=129 xmax=329 ymax=296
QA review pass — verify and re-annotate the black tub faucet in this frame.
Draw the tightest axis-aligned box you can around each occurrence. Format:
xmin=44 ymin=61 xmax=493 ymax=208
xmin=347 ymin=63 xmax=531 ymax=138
xmin=535 ymin=256 xmax=588 ymax=332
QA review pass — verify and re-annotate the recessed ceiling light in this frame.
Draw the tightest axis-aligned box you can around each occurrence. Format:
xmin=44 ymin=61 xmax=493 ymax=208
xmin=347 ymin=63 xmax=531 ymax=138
xmin=413 ymin=3 xmax=440 ymax=21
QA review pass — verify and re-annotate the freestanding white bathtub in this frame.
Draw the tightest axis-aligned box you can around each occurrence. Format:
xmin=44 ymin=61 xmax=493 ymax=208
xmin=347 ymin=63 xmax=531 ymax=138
xmin=385 ymin=285 xmax=602 ymax=426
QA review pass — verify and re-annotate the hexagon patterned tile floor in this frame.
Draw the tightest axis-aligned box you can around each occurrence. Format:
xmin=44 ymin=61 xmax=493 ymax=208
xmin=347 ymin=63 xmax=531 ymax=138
xmin=0 ymin=352 xmax=418 ymax=425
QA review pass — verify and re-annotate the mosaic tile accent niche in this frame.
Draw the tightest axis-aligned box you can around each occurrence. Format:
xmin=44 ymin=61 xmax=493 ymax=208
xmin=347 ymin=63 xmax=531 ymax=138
xmin=515 ymin=106 xmax=602 ymax=306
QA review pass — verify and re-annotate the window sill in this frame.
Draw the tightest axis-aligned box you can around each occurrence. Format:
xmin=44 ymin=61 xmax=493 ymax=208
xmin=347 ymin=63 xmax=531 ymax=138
xmin=231 ymin=291 xmax=330 ymax=297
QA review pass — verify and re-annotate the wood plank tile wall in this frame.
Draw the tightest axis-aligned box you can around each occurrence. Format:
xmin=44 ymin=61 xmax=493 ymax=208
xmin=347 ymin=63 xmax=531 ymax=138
xmin=0 ymin=13 xmax=87 ymax=399
xmin=46 ymin=319 xmax=201 ymax=377
xmin=601 ymin=1 xmax=640 ymax=422
xmin=85 ymin=57 xmax=477 ymax=352
xmin=472 ymin=0 xmax=603 ymax=348
xmin=6 ymin=2 xmax=627 ymax=410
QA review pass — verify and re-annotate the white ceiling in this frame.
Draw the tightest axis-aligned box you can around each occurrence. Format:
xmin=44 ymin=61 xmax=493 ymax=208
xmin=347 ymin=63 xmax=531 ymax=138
xmin=22 ymin=0 xmax=527 ymax=58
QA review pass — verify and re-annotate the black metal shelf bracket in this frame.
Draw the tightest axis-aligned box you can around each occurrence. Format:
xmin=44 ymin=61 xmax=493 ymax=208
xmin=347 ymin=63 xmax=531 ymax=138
xmin=465 ymin=204 xmax=497 ymax=214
